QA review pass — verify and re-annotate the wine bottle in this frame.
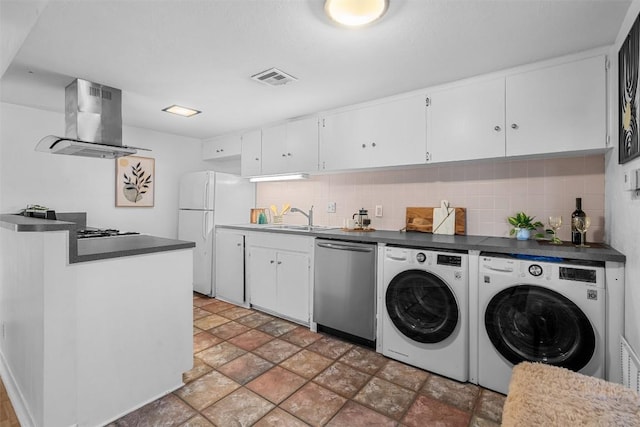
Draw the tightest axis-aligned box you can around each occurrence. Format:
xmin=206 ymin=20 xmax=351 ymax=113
xmin=571 ymin=198 xmax=586 ymax=244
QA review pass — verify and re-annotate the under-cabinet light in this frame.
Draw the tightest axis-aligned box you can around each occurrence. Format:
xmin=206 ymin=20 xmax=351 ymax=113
xmin=162 ymin=105 xmax=201 ymax=117
xmin=249 ymin=174 xmax=309 ymax=183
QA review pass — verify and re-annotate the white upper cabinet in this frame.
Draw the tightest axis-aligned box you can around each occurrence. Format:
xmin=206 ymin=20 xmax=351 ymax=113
xmin=240 ymin=129 xmax=262 ymax=177
xmin=261 ymin=117 xmax=319 ymax=175
xmin=426 ymin=54 xmax=607 ymax=163
xmin=202 ymin=134 xmax=241 ymax=160
xmin=426 ymin=78 xmax=506 ymax=163
xmin=319 ymin=94 xmax=427 ymax=171
xmin=505 ymin=55 xmax=607 ymax=157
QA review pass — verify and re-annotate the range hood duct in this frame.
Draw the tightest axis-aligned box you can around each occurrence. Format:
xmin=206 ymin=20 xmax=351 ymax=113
xmin=35 ymin=79 xmax=149 ymax=159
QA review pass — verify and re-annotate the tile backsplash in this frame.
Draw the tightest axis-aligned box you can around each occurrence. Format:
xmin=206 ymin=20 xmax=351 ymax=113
xmin=257 ymin=154 xmax=605 ymax=242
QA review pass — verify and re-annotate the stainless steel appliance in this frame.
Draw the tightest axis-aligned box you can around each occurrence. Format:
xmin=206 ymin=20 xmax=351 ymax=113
xmin=35 ymin=79 xmax=149 ymax=159
xmin=314 ymin=239 xmax=376 ymax=346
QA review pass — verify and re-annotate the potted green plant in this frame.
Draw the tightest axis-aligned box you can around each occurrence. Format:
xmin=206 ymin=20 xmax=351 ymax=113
xmin=508 ymin=212 xmax=544 ymax=240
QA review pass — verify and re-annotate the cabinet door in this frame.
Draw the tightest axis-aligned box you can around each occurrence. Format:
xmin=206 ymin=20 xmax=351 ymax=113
xmin=260 ymin=124 xmax=288 ymax=175
xmin=203 ymin=134 xmax=241 ymax=160
xmin=276 ymin=251 xmax=310 ymax=323
xmin=284 ymin=117 xmax=318 ymax=173
xmin=247 ymin=246 xmax=277 ymax=312
xmin=320 ymin=108 xmax=370 ymax=171
xmin=367 ymin=94 xmax=428 ymax=168
xmin=241 ymin=129 xmax=262 ymax=177
xmin=215 ymin=231 xmax=245 ymax=305
xmin=320 ymin=94 xmax=427 ymax=171
xmin=427 ymin=78 xmax=506 ymax=163
xmin=506 ymin=55 xmax=607 ymax=156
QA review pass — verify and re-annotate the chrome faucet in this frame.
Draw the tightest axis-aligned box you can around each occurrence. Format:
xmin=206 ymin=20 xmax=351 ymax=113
xmin=290 ymin=205 xmax=314 ymax=226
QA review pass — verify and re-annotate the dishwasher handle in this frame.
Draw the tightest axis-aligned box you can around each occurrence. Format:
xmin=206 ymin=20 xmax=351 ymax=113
xmin=317 ymin=242 xmax=374 ymax=253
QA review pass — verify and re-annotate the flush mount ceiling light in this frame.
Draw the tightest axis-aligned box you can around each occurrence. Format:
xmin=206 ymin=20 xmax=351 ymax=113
xmin=162 ymin=105 xmax=201 ymax=117
xmin=325 ymin=0 xmax=388 ymax=27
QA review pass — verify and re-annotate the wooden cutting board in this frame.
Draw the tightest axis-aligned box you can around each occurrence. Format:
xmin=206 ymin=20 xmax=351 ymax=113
xmin=405 ymin=207 xmax=466 ymax=235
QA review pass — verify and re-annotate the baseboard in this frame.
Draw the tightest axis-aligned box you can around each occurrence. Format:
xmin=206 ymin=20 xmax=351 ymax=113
xmin=0 ymin=349 xmax=35 ymax=427
xmin=620 ymin=336 xmax=640 ymax=393
xmin=97 ymin=380 xmax=185 ymax=426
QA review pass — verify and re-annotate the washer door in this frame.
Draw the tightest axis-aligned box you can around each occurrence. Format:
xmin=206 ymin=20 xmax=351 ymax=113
xmin=484 ymin=285 xmax=595 ymax=371
xmin=385 ymin=269 xmax=459 ymax=343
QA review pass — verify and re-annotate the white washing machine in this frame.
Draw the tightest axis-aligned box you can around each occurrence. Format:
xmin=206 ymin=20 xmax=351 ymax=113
xmin=478 ymin=253 xmax=606 ymax=394
xmin=381 ymin=246 xmax=468 ymax=382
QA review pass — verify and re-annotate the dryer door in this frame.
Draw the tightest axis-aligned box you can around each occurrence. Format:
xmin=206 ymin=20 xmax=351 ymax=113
xmin=385 ymin=269 xmax=458 ymax=343
xmin=484 ymin=285 xmax=595 ymax=371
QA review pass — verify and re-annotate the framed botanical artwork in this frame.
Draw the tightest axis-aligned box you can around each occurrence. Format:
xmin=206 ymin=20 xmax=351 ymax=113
xmin=116 ymin=156 xmax=155 ymax=207
xmin=619 ymin=12 xmax=640 ymax=164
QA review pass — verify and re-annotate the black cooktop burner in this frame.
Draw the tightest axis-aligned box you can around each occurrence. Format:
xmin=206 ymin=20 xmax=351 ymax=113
xmin=77 ymin=229 xmax=140 ymax=239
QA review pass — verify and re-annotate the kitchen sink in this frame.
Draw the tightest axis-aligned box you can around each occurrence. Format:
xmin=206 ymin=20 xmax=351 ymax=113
xmin=264 ymin=224 xmax=341 ymax=232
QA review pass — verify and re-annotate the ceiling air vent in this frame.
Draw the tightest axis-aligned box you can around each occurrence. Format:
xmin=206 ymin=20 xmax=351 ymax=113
xmin=251 ymin=67 xmax=297 ymax=86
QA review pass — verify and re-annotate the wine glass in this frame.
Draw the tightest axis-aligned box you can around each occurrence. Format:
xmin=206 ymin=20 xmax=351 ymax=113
xmin=548 ymin=216 xmax=563 ymax=244
xmin=572 ymin=216 xmax=591 ymax=248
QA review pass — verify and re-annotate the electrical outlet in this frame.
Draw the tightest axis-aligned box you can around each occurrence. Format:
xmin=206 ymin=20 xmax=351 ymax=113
xmin=375 ymin=205 xmax=383 ymax=217
xmin=327 ymin=202 xmax=337 ymax=213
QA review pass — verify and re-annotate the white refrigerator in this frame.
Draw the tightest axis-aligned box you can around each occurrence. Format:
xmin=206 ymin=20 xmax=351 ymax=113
xmin=178 ymin=171 xmax=255 ymax=296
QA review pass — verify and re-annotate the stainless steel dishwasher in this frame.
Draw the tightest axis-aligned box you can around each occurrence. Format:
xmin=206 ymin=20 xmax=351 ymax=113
xmin=314 ymin=239 xmax=376 ymax=346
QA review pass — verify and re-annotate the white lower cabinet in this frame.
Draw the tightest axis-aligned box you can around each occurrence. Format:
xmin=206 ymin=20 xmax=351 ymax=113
xmin=215 ymin=229 xmax=246 ymax=306
xmin=246 ymin=233 xmax=313 ymax=324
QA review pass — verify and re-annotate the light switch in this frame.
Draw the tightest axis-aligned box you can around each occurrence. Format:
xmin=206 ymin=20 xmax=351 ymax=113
xmin=375 ymin=205 xmax=383 ymax=217
xmin=624 ymin=169 xmax=640 ymax=191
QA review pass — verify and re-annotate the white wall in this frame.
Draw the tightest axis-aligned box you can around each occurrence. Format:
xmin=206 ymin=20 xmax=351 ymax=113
xmin=607 ymin=2 xmax=640 ymax=354
xmin=0 ymin=102 xmax=209 ymax=238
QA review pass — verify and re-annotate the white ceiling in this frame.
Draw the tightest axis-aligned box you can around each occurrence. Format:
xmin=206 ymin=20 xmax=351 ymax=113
xmin=0 ymin=0 xmax=631 ymax=141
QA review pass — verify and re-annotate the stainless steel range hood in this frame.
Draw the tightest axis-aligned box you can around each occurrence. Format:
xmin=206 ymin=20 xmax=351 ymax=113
xmin=35 ymin=79 xmax=149 ymax=159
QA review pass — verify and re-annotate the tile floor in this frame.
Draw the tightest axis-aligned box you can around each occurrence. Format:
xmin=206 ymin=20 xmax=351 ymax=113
xmin=1 ymin=294 xmax=506 ymax=426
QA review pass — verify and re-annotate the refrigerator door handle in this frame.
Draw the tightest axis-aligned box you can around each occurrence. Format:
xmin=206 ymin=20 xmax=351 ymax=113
xmin=204 ymin=176 xmax=210 ymax=210
xmin=203 ymin=212 xmax=208 ymax=241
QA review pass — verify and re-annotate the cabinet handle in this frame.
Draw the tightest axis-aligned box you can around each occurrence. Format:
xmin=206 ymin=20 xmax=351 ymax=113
xmin=287 ymin=153 xmax=292 ymax=157
xmin=511 ymin=123 xmax=519 ymax=130
xmin=220 ymin=149 xmax=224 ymax=152
xmin=270 ymin=260 xmax=275 ymax=264
xmin=236 ymin=243 xmax=242 ymax=247
xmin=362 ymin=144 xmax=366 ymax=148
xmin=371 ymin=142 xmax=376 ymax=147
xmin=277 ymin=261 xmax=282 ymax=265
xmin=494 ymin=126 xmax=501 ymax=132
xmin=282 ymin=153 xmax=287 ymax=157
xmin=255 ymin=157 xmax=260 ymax=161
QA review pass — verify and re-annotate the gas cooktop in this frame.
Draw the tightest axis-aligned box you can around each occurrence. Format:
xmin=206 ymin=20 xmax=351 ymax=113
xmin=77 ymin=229 xmax=140 ymax=239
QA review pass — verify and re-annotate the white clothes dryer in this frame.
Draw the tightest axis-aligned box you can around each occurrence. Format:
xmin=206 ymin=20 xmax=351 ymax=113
xmin=381 ymin=246 xmax=469 ymax=382
xmin=477 ymin=253 xmax=606 ymax=395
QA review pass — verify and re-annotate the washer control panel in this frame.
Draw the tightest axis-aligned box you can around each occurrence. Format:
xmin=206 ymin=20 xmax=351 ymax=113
xmin=437 ymin=254 xmax=462 ymax=267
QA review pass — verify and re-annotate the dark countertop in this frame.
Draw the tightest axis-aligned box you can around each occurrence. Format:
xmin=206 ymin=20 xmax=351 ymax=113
xmin=1 ymin=214 xmax=195 ymax=264
xmin=219 ymin=224 xmax=626 ymax=263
